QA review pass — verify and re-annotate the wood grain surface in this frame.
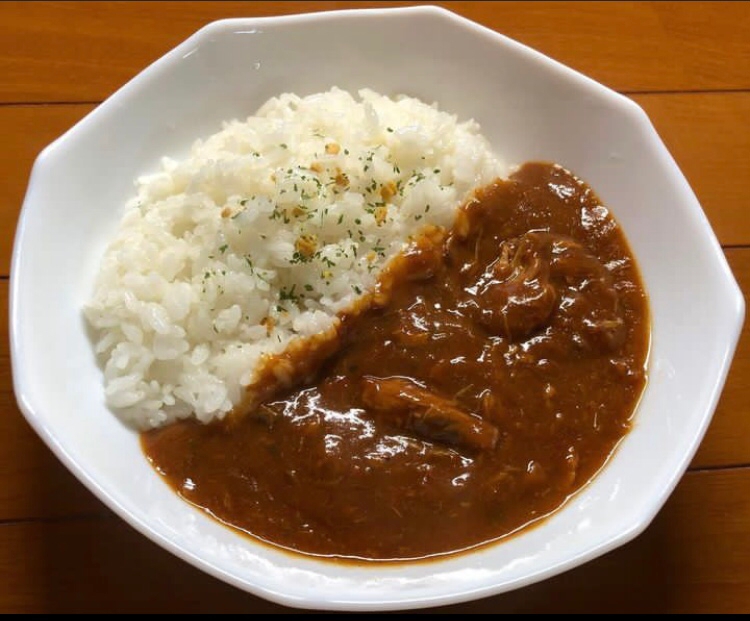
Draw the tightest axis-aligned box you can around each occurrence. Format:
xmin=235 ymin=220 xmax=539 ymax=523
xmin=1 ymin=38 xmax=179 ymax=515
xmin=2 ymin=1 xmax=748 ymax=614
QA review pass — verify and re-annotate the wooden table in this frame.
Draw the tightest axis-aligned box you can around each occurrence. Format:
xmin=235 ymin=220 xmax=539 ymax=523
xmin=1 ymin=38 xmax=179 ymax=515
xmin=2 ymin=1 xmax=749 ymax=613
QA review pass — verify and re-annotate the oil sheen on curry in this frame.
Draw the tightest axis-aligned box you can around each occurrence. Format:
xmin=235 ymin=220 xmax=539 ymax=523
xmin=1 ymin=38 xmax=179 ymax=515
xmin=143 ymin=163 xmax=649 ymax=561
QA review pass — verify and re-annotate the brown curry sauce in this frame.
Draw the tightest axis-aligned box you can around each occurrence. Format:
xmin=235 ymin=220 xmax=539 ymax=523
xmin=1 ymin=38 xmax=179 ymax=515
xmin=142 ymin=163 xmax=649 ymax=561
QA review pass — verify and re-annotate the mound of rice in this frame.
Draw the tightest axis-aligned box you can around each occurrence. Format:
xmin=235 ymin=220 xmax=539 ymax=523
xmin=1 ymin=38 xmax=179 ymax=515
xmin=84 ymin=88 xmax=504 ymax=428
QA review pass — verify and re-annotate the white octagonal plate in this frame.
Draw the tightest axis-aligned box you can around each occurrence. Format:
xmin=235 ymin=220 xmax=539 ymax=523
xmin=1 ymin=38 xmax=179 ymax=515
xmin=10 ymin=6 xmax=744 ymax=611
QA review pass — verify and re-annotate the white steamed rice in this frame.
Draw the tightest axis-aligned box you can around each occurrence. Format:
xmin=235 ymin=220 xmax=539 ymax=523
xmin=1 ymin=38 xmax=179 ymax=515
xmin=84 ymin=87 xmax=504 ymax=428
